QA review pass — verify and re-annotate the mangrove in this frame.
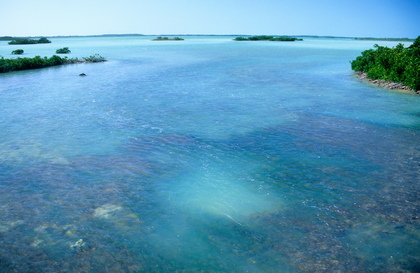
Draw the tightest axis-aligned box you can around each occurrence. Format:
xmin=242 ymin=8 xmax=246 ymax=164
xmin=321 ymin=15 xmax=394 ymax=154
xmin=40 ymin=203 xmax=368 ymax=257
xmin=0 ymin=54 xmax=106 ymax=73
xmin=8 ymin=37 xmax=51 ymax=44
xmin=351 ymin=35 xmax=420 ymax=92
xmin=56 ymin=47 xmax=71 ymax=54
xmin=11 ymin=49 xmax=24 ymax=55
xmin=234 ymin=35 xmax=303 ymax=41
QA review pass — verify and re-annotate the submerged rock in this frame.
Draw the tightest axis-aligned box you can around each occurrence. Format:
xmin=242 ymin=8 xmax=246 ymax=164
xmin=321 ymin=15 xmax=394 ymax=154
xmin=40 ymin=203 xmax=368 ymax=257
xmin=93 ymin=204 xmax=123 ymax=219
xmin=70 ymin=238 xmax=85 ymax=249
xmin=93 ymin=204 xmax=142 ymax=230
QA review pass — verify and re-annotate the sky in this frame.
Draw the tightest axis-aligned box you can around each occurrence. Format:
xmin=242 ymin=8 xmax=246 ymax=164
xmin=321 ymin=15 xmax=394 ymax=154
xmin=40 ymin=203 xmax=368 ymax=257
xmin=1 ymin=0 xmax=419 ymax=38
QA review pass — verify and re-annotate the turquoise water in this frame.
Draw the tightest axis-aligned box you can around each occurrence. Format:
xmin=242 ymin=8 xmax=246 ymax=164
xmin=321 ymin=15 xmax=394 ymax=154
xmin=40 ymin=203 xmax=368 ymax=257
xmin=0 ymin=36 xmax=419 ymax=272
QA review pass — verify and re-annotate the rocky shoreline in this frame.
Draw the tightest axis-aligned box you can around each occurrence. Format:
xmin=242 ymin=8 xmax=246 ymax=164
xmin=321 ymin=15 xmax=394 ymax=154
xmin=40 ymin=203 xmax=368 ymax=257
xmin=354 ymin=71 xmax=419 ymax=94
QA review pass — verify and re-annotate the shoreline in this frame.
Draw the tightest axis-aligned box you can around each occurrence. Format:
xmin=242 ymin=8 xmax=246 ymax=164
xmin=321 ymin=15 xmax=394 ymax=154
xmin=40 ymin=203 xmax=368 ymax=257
xmin=354 ymin=71 xmax=418 ymax=95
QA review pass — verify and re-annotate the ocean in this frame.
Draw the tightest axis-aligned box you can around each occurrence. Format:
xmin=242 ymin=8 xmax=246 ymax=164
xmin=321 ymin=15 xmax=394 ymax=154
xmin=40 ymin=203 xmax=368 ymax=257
xmin=0 ymin=36 xmax=419 ymax=272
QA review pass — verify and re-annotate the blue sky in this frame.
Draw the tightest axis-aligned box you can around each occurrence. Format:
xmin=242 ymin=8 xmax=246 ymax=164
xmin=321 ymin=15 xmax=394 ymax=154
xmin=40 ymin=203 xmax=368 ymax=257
xmin=1 ymin=0 xmax=419 ymax=38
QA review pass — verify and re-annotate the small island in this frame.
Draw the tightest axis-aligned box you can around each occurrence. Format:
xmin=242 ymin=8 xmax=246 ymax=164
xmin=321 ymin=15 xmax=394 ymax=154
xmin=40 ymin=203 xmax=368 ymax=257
xmin=351 ymin=35 xmax=420 ymax=93
xmin=8 ymin=37 xmax=51 ymax=45
xmin=0 ymin=54 xmax=106 ymax=73
xmin=11 ymin=49 xmax=24 ymax=55
xmin=56 ymin=47 xmax=71 ymax=54
xmin=234 ymin=35 xmax=303 ymax=41
xmin=152 ymin=36 xmax=184 ymax=41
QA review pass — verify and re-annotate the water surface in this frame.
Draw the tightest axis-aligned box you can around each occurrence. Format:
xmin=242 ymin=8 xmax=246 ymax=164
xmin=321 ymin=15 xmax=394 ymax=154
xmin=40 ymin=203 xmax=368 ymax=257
xmin=0 ymin=36 xmax=419 ymax=272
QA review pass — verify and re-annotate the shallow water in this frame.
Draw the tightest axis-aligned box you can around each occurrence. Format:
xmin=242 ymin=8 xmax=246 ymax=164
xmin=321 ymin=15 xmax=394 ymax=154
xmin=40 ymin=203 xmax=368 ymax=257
xmin=0 ymin=36 xmax=419 ymax=272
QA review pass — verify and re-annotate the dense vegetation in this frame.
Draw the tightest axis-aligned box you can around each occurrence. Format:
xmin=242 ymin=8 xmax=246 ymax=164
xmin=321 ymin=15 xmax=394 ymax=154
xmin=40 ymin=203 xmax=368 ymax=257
xmin=11 ymin=49 xmax=24 ymax=55
xmin=8 ymin=37 xmax=51 ymax=44
xmin=351 ymin=36 xmax=420 ymax=91
xmin=234 ymin=35 xmax=303 ymax=41
xmin=0 ymin=54 xmax=106 ymax=73
xmin=0 ymin=36 xmax=13 ymax=41
xmin=56 ymin=47 xmax=71 ymax=54
xmin=152 ymin=36 xmax=184 ymax=41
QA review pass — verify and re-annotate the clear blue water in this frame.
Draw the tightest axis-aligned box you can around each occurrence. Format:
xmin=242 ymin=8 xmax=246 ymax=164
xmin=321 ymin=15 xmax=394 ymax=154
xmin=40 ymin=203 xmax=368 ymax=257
xmin=0 ymin=36 xmax=419 ymax=272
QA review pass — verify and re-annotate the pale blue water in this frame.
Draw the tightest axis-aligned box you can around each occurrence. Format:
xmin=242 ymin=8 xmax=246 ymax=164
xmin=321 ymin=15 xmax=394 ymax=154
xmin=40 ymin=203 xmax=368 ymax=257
xmin=0 ymin=36 xmax=419 ymax=272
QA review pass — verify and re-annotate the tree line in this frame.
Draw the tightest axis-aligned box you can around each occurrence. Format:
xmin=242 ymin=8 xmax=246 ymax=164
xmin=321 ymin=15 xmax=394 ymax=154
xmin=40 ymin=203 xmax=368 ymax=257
xmin=351 ymin=36 xmax=420 ymax=91
xmin=234 ymin=36 xmax=302 ymax=41
xmin=8 ymin=37 xmax=51 ymax=44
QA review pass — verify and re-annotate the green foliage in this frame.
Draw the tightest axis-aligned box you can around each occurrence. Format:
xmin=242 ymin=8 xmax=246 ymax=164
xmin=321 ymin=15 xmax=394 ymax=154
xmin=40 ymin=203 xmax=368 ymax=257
xmin=12 ymin=49 xmax=24 ymax=55
xmin=0 ymin=55 xmax=68 ymax=72
xmin=8 ymin=37 xmax=51 ymax=44
xmin=248 ymin=35 xmax=275 ymax=41
xmin=8 ymin=38 xmax=38 ymax=45
xmin=37 ymin=37 xmax=51 ymax=43
xmin=351 ymin=36 xmax=420 ymax=91
xmin=82 ymin=54 xmax=106 ymax=62
xmin=234 ymin=36 xmax=302 ymax=41
xmin=270 ymin=36 xmax=303 ymax=41
xmin=0 ymin=36 xmax=14 ymax=41
xmin=56 ymin=47 xmax=71 ymax=54
xmin=0 ymin=54 xmax=106 ymax=73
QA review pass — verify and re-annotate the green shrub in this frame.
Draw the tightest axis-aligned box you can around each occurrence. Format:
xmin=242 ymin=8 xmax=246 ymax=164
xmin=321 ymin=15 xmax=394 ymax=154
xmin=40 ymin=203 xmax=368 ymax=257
xmin=56 ymin=47 xmax=71 ymax=54
xmin=12 ymin=49 xmax=24 ymax=55
xmin=351 ymin=35 xmax=420 ymax=91
xmin=82 ymin=54 xmax=106 ymax=62
xmin=37 ymin=37 xmax=51 ymax=43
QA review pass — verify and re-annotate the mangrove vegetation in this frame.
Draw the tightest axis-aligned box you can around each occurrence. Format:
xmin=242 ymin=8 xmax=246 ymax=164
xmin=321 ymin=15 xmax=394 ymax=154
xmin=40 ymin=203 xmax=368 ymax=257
xmin=0 ymin=54 xmax=106 ymax=73
xmin=8 ymin=37 xmax=51 ymax=44
xmin=234 ymin=35 xmax=303 ymax=41
xmin=11 ymin=49 xmax=24 ymax=55
xmin=56 ymin=47 xmax=71 ymax=54
xmin=351 ymin=35 xmax=420 ymax=91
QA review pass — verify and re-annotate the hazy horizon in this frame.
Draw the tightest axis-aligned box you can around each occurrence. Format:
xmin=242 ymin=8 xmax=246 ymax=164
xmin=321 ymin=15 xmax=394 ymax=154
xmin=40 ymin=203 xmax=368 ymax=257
xmin=1 ymin=0 xmax=419 ymax=39
xmin=1 ymin=33 xmax=417 ymax=39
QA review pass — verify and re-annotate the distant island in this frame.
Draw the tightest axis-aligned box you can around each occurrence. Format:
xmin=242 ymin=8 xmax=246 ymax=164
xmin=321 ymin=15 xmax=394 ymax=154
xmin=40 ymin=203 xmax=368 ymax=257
xmin=8 ymin=37 xmax=51 ymax=44
xmin=234 ymin=35 xmax=303 ymax=41
xmin=152 ymin=36 xmax=184 ymax=41
xmin=351 ymin=36 xmax=420 ymax=93
xmin=354 ymin=37 xmax=415 ymax=41
xmin=0 ymin=54 xmax=106 ymax=73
